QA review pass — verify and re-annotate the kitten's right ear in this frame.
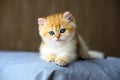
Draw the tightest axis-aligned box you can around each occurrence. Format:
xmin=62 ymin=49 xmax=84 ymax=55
xmin=38 ymin=18 xmax=46 ymax=26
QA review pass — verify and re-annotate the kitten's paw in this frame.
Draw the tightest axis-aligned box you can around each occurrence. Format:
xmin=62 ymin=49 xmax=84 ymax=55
xmin=55 ymin=57 xmax=68 ymax=66
xmin=44 ymin=54 xmax=56 ymax=62
xmin=81 ymin=53 xmax=89 ymax=59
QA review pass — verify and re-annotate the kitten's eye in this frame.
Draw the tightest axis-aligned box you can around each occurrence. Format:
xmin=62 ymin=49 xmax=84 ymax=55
xmin=60 ymin=29 xmax=66 ymax=33
xmin=49 ymin=31 xmax=55 ymax=35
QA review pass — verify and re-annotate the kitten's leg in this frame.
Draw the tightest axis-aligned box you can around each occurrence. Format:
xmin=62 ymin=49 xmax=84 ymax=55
xmin=80 ymin=52 xmax=90 ymax=59
xmin=55 ymin=52 xmax=76 ymax=66
xmin=55 ymin=56 xmax=68 ymax=66
xmin=42 ymin=53 xmax=56 ymax=62
xmin=77 ymin=35 xmax=90 ymax=59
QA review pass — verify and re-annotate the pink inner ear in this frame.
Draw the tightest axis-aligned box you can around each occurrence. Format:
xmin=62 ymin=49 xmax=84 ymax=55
xmin=63 ymin=11 xmax=73 ymax=22
xmin=38 ymin=18 xmax=46 ymax=26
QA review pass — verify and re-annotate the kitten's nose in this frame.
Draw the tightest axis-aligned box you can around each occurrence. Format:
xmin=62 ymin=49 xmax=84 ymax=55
xmin=55 ymin=34 xmax=60 ymax=39
xmin=56 ymin=35 xmax=60 ymax=39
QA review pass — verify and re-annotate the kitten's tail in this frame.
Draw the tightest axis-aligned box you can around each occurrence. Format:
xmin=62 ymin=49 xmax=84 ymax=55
xmin=77 ymin=35 xmax=106 ymax=59
xmin=87 ymin=50 xmax=106 ymax=59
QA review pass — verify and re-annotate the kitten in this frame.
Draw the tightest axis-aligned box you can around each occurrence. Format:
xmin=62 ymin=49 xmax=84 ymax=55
xmin=38 ymin=11 xmax=105 ymax=66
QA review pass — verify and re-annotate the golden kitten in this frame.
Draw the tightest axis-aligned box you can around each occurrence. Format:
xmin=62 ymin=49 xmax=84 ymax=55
xmin=38 ymin=11 xmax=104 ymax=66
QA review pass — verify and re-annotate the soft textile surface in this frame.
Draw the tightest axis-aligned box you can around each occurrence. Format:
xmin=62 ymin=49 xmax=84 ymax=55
xmin=0 ymin=51 xmax=120 ymax=80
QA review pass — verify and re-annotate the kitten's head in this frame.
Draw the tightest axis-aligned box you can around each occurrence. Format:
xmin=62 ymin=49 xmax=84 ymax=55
xmin=38 ymin=11 xmax=77 ymax=45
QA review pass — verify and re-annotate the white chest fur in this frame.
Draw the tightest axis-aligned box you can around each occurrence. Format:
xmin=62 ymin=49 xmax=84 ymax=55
xmin=40 ymin=41 xmax=76 ymax=56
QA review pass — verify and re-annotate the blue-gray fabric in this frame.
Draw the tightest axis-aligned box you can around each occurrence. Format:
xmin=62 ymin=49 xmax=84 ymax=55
xmin=0 ymin=51 xmax=120 ymax=80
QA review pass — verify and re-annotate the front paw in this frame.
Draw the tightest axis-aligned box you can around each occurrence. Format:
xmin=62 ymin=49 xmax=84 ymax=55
xmin=43 ymin=54 xmax=56 ymax=62
xmin=55 ymin=57 xmax=68 ymax=66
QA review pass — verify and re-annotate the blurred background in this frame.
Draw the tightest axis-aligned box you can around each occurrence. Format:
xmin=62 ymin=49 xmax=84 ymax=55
xmin=0 ymin=0 xmax=120 ymax=57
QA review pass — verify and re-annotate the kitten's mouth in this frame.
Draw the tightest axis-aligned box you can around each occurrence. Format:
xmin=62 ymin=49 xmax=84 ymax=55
xmin=55 ymin=37 xmax=65 ymax=42
xmin=56 ymin=38 xmax=62 ymax=41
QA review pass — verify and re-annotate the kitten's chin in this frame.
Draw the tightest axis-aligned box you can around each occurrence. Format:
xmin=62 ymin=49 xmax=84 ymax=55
xmin=53 ymin=39 xmax=64 ymax=43
xmin=55 ymin=38 xmax=64 ymax=42
xmin=56 ymin=39 xmax=62 ymax=41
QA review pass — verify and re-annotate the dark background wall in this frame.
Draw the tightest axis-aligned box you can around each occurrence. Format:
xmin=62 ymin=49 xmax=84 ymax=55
xmin=0 ymin=0 xmax=120 ymax=57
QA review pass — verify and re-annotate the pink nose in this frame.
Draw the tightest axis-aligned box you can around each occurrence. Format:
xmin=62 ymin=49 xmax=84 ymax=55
xmin=56 ymin=36 xmax=60 ymax=39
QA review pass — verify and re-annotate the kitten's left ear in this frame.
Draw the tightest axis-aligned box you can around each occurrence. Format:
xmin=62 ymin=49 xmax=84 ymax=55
xmin=63 ymin=11 xmax=74 ymax=22
xmin=38 ymin=18 xmax=46 ymax=26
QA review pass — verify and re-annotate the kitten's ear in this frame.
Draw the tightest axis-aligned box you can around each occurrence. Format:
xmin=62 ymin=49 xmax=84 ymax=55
xmin=63 ymin=11 xmax=73 ymax=22
xmin=38 ymin=18 xmax=46 ymax=26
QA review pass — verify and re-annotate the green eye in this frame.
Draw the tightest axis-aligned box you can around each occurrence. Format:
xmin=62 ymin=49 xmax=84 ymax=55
xmin=60 ymin=29 xmax=66 ymax=33
xmin=49 ymin=31 xmax=55 ymax=35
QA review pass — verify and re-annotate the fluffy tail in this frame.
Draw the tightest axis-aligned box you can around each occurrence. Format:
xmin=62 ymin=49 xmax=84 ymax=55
xmin=77 ymin=35 xmax=106 ymax=59
xmin=88 ymin=50 xmax=105 ymax=59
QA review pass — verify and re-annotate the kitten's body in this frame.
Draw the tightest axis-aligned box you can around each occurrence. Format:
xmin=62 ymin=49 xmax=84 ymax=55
xmin=38 ymin=11 xmax=104 ymax=66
